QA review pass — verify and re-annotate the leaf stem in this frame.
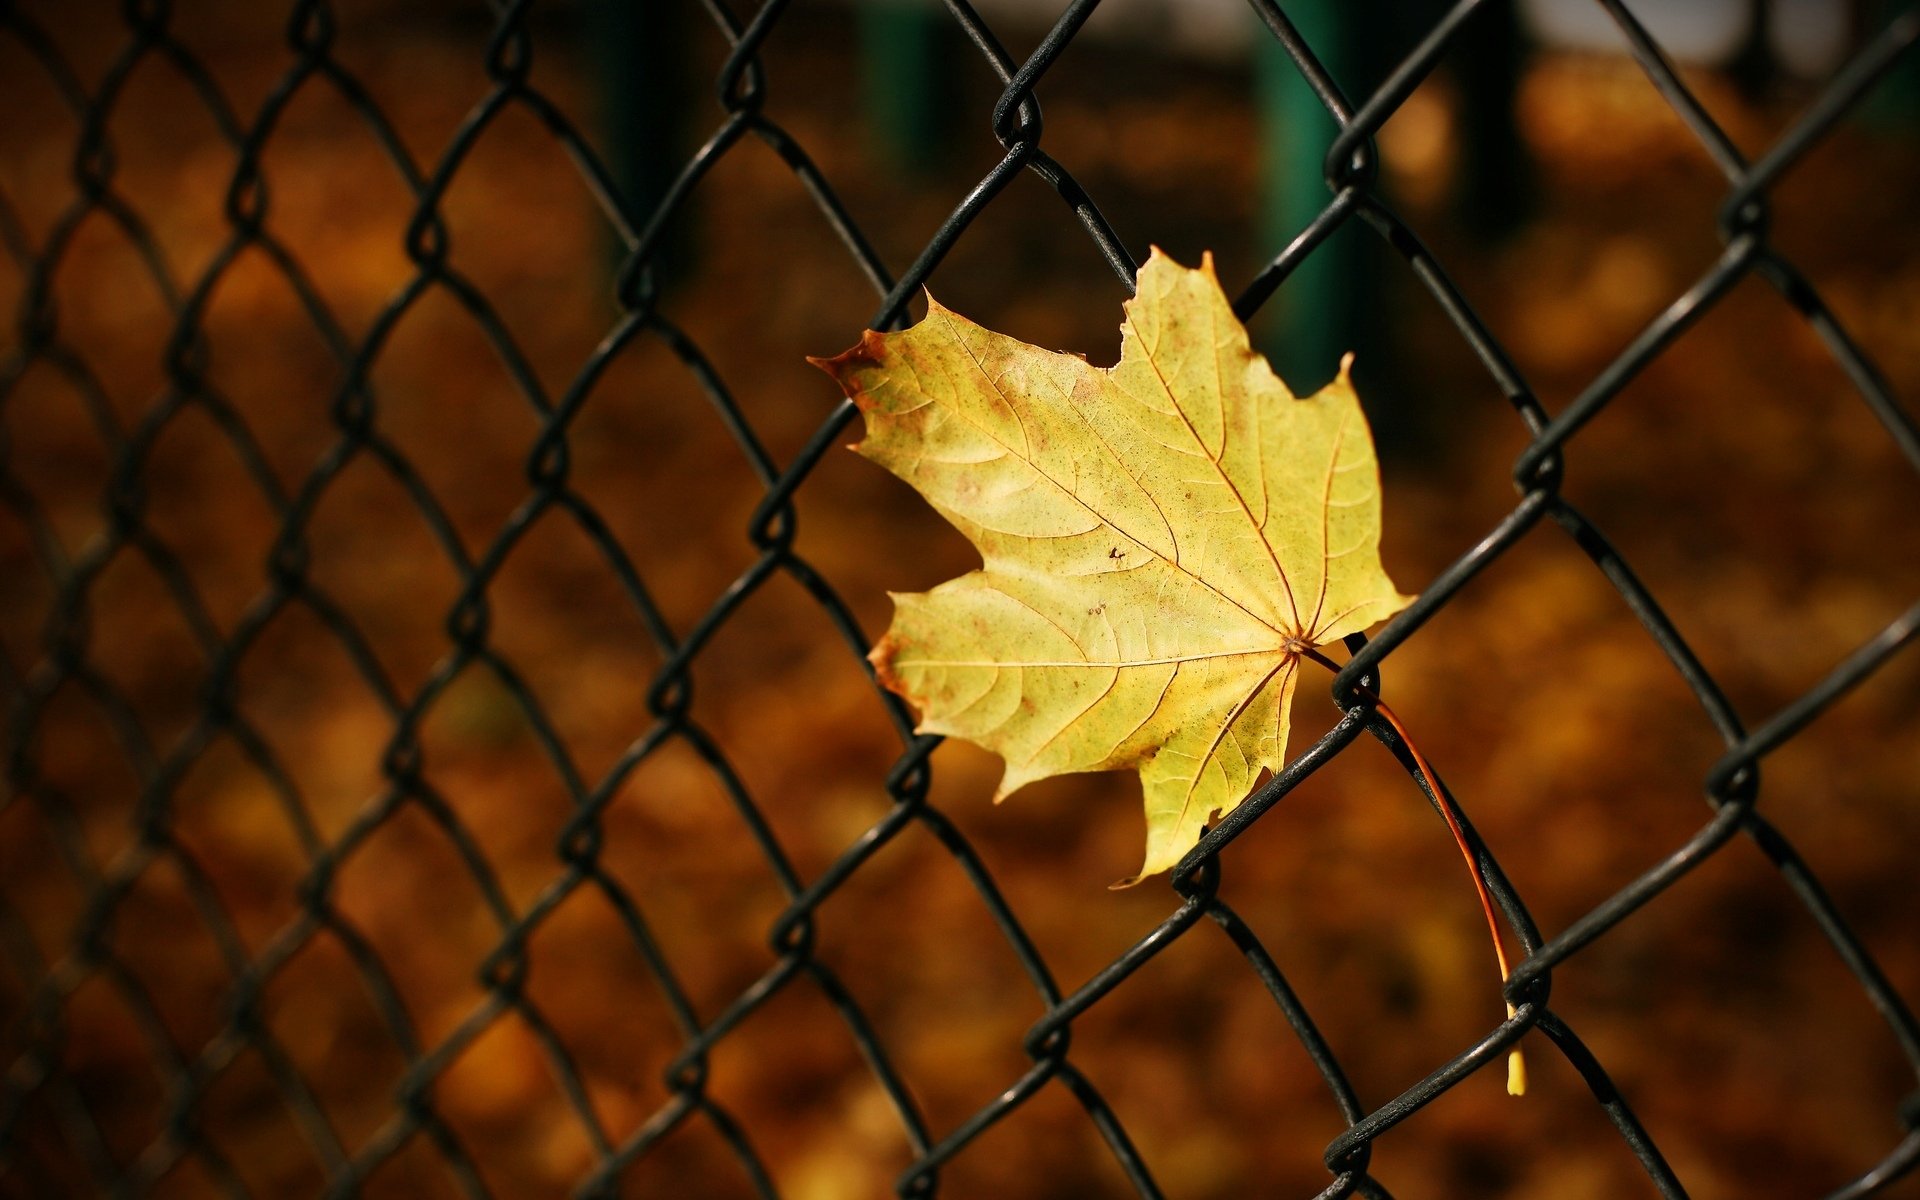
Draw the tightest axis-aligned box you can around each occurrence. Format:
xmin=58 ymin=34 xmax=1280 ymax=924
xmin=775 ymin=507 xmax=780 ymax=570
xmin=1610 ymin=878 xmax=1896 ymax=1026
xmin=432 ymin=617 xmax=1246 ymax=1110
xmin=1293 ymin=644 xmax=1527 ymax=1097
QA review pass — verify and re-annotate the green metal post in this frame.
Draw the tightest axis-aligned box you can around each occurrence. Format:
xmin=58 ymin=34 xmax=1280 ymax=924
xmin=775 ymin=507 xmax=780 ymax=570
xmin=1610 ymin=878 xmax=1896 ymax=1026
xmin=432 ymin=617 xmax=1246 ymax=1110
xmin=1255 ymin=0 xmax=1363 ymax=394
xmin=860 ymin=0 xmax=946 ymax=174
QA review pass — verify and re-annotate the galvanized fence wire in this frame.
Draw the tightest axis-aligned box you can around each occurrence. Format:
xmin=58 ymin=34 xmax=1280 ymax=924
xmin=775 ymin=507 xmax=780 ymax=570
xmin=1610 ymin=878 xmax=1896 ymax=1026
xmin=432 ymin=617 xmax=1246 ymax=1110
xmin=1 ymin=0 xmax=1918 ymax=1195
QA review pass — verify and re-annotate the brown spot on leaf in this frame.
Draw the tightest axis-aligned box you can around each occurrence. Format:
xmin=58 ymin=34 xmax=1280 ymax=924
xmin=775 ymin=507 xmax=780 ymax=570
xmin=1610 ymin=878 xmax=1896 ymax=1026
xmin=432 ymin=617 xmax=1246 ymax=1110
xmin=808 ymin=336 xmax=888 ymax=413
xmin=868 ymin=635 xmax=906 ymax=697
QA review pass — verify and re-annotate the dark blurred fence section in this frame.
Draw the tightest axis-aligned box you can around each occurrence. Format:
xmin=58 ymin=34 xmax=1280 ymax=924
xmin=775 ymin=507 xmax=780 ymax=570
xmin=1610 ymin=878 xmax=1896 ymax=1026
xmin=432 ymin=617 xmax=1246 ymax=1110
xmin=2 ymin=0 xmax=1919 ymax=1197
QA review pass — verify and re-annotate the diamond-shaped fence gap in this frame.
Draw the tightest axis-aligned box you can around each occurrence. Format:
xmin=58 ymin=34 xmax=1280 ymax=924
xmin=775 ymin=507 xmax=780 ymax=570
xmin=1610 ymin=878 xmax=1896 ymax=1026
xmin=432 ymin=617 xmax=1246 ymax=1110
xmin=121 ymin=399 xmax=284 ymax=638
xmin=903 ymin=167 xmax=1135 ymax=347
xmin=1 ymin=362 xmax=131 ymax=559
xmin=176 ymin=248 xmax=379 ymax=499
xmin=507 ymin=882 xmax=697 ymax=1140
xmin=0 ymin=53 xmax=86 ymax=244
xmin=295 ymin=448 xmax=470 ymax=697
xmin=103 ymin=848 xmax=267 ymax=1057
xmin=1545 ymin=279 xmax=1920 ymax=708
xmin=1373 ymin=302 xmax=1533 ymax=474
xmin=622 ymin=178 xmax=876 ymax=457
xmin=681 ymin=969 xmax=928 ymax=1198
xmin=321 ymin=798 xmax=504 ymax=1050
xmin=704 ymin=4 xmax=951 ymax=259
xmin=354 ymin=290 xmax=552 ymax=527
xmin=43 ymin=966 xmax=172 ymax=1170
xmin=156 ymin=2 xmax=299 ymax=118
xmin=78 ymin=548 xmax=219 ymax=753
xmin=424 ymin=1006 xmax=609 ymax=1197
xmin=426 ymin=114 xmax=622 ymax=394
xmin=238 ymin=103 xmax=424 ymax=350
xmin=224 ymin=601 xmax=399 ymax=847
xmin=585 ymin=728 xmax=773 ymax=895
xmin=1488 ymin=226 xmax=1715 ymax=409
xmin=405 ymin=675 xmax=576 ymax=917
xmin=585 ymin=741 xmax=797 ymax=1013
xmin=89 ymin=60 xmax=248 ymax=277
xmin=895 ymin=754 xmax=1176 ymax=985
xmin=19 ymin=270 xmax=150 ymax=426
xmin=472 ymin=513 xmax=668 ymax=783
xmin=1752 ymin=662 xmax=1920 ymax=916
xmin=309 ymin=9 xmax=506 ymax=165
xmin=10 ymin=678 xmax=165 ymax=869
xmin=452 ymin=47 xmax=644 ymax=245
xmin=793 ymin=822 xmax=1055 ymax=1115
xmin=171 ymin=1040 xmax=335 ymax=1199
xmin=1044 ymin=904 xmax=1357 ymax=1197
xmin=541 ymin=337 xmax=761 ymax=625
xmin=678 ymin=582 xmax=903 ymax=829
xmin=1507 ymin=59 xmax=1757 ymax=246
xmin=1506 ymin=54 xmax=1691 ymax=191
xmin=245 ymin=927 xmax=427 ymax=1167
xmin=989 ymin=37 xmax=1264 ymax=261
xmin=1551 ymin=838 xmax=1912 ymax=1198
xmin=158 ymin=736 xmax=316 ymax=959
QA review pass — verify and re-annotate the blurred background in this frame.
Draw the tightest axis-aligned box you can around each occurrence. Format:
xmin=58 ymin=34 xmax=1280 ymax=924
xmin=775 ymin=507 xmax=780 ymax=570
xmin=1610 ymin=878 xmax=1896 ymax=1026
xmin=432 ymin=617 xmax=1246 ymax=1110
xmin=3 ymin=0 xmax=1919 ymax=1196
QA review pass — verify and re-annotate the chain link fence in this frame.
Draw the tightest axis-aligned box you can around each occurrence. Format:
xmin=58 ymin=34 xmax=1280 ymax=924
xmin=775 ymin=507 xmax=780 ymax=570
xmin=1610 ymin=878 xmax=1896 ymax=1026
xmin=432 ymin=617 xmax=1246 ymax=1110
xmin=2 ymin=0 xmax=1918 ymax=1196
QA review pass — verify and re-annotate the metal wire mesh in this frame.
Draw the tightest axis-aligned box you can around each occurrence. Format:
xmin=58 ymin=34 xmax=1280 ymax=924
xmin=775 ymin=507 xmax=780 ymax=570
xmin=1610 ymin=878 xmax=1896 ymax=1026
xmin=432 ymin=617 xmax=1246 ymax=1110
xmin=2 ymin=0 xmax=1918 ymax=1197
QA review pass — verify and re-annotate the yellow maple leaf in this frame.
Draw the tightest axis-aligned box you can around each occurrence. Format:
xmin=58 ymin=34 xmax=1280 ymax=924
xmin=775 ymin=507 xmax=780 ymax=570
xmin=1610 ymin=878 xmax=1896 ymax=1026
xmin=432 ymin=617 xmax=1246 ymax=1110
xmin=815 ymin=249 xmax=1412 ymax=884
